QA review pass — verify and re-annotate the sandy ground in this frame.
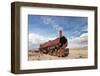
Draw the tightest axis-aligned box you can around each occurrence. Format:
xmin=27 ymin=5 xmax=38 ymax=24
xmin=28 ymin=48 xmax=88 ymax=61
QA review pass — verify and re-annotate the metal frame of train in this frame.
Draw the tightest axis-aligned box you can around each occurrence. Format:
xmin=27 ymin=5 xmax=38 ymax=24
xmin=39 ymin=30 xmax=69 ymax=57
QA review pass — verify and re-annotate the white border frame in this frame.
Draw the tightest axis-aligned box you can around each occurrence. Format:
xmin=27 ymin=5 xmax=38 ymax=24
xmin=20 ymin=6 xmax=95 ymax=70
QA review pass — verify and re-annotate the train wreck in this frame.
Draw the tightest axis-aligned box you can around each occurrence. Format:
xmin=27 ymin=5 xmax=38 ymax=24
xmin=39 ymin=30 xmax=69 ymax=57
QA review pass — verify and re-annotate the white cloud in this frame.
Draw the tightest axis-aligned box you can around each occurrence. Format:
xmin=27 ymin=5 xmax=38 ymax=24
xmin=68 ymin=33 xmax=88 ymax=49
xmin=41 ymin=16 xmax=63 ymax=32
xmin=29 ymin=32 xmax=56 ymax=50
xmin=80 ymin=33 xmax=88 ymax=38
xmin=29 ymin=33 xmax=47 ymax=44
xmin=41 ymin=16 xmax=52 ymax=25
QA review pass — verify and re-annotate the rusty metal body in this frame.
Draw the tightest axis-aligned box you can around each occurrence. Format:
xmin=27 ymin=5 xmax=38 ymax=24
xmin=39 ymin=31 xmax=69 ymax=57
xmin=40 ymin=38 xmax=59 ymax=49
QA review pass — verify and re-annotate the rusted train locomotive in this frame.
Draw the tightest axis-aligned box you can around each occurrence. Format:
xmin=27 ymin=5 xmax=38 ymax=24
xmin=39 ymin=30 xmax=69 ymax=57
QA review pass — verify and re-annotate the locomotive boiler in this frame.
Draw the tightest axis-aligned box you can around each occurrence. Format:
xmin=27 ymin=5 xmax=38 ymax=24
xmin=39 ymin=30 xmax=69 ymax=57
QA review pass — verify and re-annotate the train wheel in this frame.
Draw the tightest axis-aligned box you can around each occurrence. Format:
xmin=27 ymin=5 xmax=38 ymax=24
xmin=57 ymin=50 xmax=62 ymax=57
xmin=64 ymin=48 xmax=69 ymax=56
xmin=57 ymin=50 xmax=60 ymax=57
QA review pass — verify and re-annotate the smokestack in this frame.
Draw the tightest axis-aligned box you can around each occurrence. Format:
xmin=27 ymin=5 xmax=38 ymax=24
xmin=59 ymin=30 xmax=62 ymax=38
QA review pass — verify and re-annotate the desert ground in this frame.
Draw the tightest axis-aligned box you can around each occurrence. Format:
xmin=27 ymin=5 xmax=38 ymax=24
xmin=28 ymin=48 xmax=88 ymax=61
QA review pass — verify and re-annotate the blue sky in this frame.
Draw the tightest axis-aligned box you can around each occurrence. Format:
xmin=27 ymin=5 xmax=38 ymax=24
xmin=28 ymin=15 xmax=88 ymax=50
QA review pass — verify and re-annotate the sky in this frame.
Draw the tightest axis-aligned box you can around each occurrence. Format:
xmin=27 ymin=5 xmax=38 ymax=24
xmin=28 ymin=15 xmax=88 ymax=50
